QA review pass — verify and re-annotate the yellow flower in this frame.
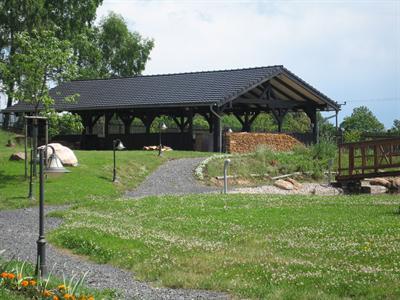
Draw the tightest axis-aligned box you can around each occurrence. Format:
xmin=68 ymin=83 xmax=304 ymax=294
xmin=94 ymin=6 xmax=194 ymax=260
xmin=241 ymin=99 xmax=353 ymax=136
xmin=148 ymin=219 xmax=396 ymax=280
xmin=88 ymin=296 xmax=94 ymax=300
xmin=43 ymin=290 xmax=53 ymax=297
xmin=29 ymin=280 xmax=36 ymax=286
xmin=63 ymin=294 xmax=72 ymax=299
xmin=53 ymin=296 xmax=60 ymax=300
xmin=21 ymin=280 xmax=29 ymax=287
xmin=58 ymin=284 xmax=66 ymax=290
xmin=0 ymin=272 xmax=7 ymax=278
xmin=7 ymin=273 xmax=15 ymax=280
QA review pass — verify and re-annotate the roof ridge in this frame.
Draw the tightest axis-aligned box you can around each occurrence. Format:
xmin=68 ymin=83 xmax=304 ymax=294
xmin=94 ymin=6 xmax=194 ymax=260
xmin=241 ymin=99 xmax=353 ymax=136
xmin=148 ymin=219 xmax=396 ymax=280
xmin=70 ymin=65 xmax=284 ymax=83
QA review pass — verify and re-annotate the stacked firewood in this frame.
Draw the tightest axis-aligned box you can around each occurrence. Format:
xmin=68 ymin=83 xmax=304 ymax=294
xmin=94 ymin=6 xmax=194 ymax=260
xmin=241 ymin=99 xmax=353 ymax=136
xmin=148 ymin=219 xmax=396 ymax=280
xmin=226 ymin=132 xmax=302 ymax=153
xmin=143 ymin=145 xmax=173 ymax=151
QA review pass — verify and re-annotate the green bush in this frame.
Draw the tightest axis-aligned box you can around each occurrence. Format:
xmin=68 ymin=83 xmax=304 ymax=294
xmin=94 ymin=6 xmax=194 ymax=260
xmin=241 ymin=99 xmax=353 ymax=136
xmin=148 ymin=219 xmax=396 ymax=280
xmin=46 ymin=112 xmax=83 ymax=138
xmin=343 ymin=130 xmax=362 ymax=142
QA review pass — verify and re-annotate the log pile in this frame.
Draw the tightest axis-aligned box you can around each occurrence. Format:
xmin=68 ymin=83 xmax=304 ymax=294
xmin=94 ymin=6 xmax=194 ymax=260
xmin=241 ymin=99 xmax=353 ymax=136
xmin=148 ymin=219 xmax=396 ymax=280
xmin=226 ymin=132 xmax=302 ymax=153
xmin=143 ymin=145 xmax=173 ymax=152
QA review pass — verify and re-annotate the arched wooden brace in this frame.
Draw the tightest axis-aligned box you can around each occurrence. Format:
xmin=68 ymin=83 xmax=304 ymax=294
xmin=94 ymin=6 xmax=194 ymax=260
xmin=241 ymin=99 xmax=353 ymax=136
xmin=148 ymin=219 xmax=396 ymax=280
xmin=138 ymin=114 xmax=156 ymax=134
xmin=270 ymin=108 xmax=288 ymax=133
xmin=80 ymin=112 xmax=102 ymax=135
xmin=172 ymin=110 xmax=194 ymax=133
xmin=233 ymin=111 xmax=260 ymax=132
xmin=117 ymin=112 xmax=135 ymax=135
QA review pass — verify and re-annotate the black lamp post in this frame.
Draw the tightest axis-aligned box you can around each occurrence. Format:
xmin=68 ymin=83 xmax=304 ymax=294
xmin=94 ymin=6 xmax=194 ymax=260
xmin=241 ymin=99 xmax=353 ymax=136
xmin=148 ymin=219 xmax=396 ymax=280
xmin=25 ymin=116 xmax=48 ymax=199
xmin=36 ymin=145 xmax=70 ymax=278
xmin=28 ymin=149 xmax=34 ymax=200
xmin=158 ymin=122 xmax=167 ymax=156
xmin=113 ymin=139 xmax=126 ymax=182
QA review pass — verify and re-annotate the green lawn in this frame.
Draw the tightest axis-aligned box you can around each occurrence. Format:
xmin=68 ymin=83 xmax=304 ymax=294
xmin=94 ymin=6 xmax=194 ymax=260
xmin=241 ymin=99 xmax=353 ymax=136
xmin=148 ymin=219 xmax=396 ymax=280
xmin=0 ymin=129 xmax=210 ymax=210
xmin=49 ymin=193 xmax=400 ymax=299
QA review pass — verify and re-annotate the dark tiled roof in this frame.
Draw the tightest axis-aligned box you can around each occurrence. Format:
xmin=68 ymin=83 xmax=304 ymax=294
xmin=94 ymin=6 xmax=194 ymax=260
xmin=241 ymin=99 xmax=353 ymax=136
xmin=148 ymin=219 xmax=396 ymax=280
xmin=3 ymin=65 xmax=339 ymax=113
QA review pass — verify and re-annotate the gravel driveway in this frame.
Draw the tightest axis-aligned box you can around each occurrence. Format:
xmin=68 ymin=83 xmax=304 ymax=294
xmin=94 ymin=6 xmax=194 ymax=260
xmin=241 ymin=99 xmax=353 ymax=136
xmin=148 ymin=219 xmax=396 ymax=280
xmin=126 ymin=157 xmax=219 ymax=198
xmin=1 ymin=157 xmax=228 ymax=299
xmin=0 ymin=206 xmax=227 ymax=299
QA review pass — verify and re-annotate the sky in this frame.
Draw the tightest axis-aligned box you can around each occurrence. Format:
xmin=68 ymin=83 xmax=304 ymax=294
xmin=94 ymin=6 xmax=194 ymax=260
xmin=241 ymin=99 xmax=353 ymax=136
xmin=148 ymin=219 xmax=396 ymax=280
xmin=96 ymin=0 xmax=400 ymax=128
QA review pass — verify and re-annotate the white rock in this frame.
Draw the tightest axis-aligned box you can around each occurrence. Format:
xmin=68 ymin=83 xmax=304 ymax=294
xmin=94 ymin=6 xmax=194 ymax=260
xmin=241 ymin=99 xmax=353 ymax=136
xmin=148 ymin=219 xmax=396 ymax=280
xmin=285 ymin=178 xmax=303 ymax=190
xmin=391 ymin=177 xmax=400 ymax=189
xmin=369 ymin=178 xmax=391 ymax=188
xmin=274 ymin=179 xmax=294 ymax=190
xmin=39 ymin=143 xmax=78 ymax=166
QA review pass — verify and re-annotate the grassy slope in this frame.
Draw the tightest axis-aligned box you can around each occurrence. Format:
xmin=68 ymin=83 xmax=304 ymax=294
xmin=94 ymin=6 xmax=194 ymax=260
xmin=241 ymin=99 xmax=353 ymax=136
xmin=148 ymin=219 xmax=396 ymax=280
xmin=205 ymin=143 xmax=337 ymax=185
xmin=49 ymin=193 xmax=400 ymax=299
xmin=0 ymin=129 xmax=210 ymax=210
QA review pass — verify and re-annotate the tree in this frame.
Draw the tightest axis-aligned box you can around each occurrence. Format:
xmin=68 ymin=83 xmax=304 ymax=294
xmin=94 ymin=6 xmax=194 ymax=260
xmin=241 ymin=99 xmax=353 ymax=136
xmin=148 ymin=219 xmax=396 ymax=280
xmin=340 ymin=106 xmax=384 ymax=136
xmin=75 ymin=12 xmax=154 ymax=79
xmin=0 ymin=30 xmax=77 ymax=113
xmin=391 ymin=119 xmax=400 ymax=134
xmin=46 ymin=111 xmax=83 ymax=138
xmin=0 ymin=0 xmax=102 ymax=127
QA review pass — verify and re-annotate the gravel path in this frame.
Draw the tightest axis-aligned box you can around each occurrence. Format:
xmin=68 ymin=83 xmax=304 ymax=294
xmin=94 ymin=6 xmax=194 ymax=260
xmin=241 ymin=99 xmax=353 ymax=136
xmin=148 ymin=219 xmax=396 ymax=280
xmin=0 ymin=206 xmax=228 ymax=299
xmin=126 ymin=158 xmax=219 ymax=198
xmin=231 ymin=183 xmax=343 ymax=195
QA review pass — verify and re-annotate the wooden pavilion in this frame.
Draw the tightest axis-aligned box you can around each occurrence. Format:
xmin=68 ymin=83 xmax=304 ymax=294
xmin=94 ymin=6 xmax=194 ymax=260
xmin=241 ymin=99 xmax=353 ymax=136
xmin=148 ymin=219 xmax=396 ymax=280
xmin=3 ymin=65 xmax=340 ymax=151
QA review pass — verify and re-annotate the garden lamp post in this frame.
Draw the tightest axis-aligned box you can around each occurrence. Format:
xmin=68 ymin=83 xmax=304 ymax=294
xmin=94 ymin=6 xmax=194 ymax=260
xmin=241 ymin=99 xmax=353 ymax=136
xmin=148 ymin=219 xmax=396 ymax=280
xmin=36 ymin=145 xmax=70 ymax=278
xmin=113 ymin=139 xmax=126 ymax=182
xmin=25 ymin=116 xmax=48 ymax=199
xmin=158 ymin=122 xmax=168 ymax=156
xmin=223 ymin=159 xmax=231 ymax=194
xmin=28 ymin=149 xmax=35 ymax=200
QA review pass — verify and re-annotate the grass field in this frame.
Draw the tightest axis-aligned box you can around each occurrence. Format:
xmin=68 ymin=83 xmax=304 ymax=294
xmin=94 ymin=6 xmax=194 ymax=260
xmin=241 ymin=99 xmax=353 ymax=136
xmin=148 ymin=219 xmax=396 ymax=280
xmin=0 ymin=129 xmax=209 ymax=210
xmin=49 ymin=193 xmax=400 ymax=299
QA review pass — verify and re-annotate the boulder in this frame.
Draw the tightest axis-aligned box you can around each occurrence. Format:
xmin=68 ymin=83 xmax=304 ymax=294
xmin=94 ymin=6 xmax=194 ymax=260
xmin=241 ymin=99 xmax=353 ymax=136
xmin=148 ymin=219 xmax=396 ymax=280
xmin=9 ymin=152 xmax=25 ymax=161
xmin=369 ymin=178 xmax=391 ymax=188
xmin=274 ymin=179 xmax=294 ymax=190
xmin=390 ymin=177 xmax=400 ymax=189
xmin=285 ymin=178 xmax=303 ymax=190
xmin=39 ymin=143 xmax=78 ymax=166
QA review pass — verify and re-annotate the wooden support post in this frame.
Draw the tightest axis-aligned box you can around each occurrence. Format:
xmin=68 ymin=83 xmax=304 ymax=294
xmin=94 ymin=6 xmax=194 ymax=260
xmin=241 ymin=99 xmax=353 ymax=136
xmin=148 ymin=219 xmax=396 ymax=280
xmin=349 ymin=146 xmax=354 ymax=176
xmin=80 ymin=113 xmax=92 ymax=135
xmin=118 ymin=112 xmax=134 ymax=135
xmin=305 ymin=107 xmax=318 ymax=144
xmin=188 ymin=110 xmax=193 ymax=135
xmin=243 ymin=113 xmax=251 ymax=132
xmin=104 ymin=112 xmax=113 ymax=137
xmin=271 ymin=108 xmax=288 ymax=133
xmin=140 ymin=115 xmax=155 ymax=134
xmin=200 ymin=112 xmax=213 ymax=133
xmin=212 ymin=112 xmax=221 ymax=152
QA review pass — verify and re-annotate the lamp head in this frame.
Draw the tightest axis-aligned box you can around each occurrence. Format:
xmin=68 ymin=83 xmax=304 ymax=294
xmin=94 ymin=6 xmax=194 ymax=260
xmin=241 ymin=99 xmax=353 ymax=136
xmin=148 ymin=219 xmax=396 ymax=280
xmin=160 ymin=122 xmax=167 ymax=131
xmin=114 ymin=139 xmax=126 ymax=151
xmin=45 ymin=152 xmax=70 ymax=175
xmin=227 ymin=128 xmax=233 ymax=133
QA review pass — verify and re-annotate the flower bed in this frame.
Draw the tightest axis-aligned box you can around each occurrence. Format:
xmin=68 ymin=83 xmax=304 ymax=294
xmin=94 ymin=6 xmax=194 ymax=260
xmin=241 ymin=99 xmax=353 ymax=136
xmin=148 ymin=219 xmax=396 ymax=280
xmin=0 ymin=261 xmax=95 ymax=300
